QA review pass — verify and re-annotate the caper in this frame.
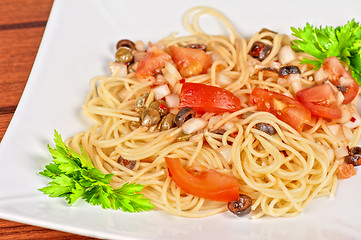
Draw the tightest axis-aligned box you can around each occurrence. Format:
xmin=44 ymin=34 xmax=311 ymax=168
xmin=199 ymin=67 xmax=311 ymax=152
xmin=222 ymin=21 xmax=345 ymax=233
xmin=345 ymin=146 xmax=361 ymax=166
xmin=258 ymin=44 xmax=272 ymax=61
xmin=117 ymin=156 xmax=136 ymax=170
xmin=159 ymin=113 xmax=175 ymax=131
xmin=116 ymin=39 xmax=135 ymax=51
xmin=255 ymin=123 xmax=277 ymax=135
xmin=184 ymin=43 xmax=207 ymax=52
xmin=350 ymin=146 xmax=361 ymax=156
xmin=177 ymin=132 xmax=194 ymax=141
xmin=115 ymin=47 xmax=134 ymax=64
xmin=278 ymin=65 xmax=301 ymax=77
xmin=228 ymin=194 xmax=252 ymax=217
xmin=149 ymin=100 xmax=168 ymax=117
xmin=135 ymin=93 xmax=150 ymax=112
xmin=175 ymin=107 xmax=196 ymax=127
xmin=249 ymin=41 xmax=272 ymax=61
xmin=141 ymin=108 xmax=161 ymax=127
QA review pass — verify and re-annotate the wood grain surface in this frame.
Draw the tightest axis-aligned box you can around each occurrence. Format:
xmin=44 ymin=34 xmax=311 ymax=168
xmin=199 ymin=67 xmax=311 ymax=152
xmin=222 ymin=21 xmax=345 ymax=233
xmin=0 ymin=0 xmax=98 ymax=239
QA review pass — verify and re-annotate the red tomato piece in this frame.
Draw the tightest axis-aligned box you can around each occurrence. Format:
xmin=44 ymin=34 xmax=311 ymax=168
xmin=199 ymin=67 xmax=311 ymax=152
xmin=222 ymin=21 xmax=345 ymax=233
xmin=337 ymin=164 xmax=356 ymax=179
xmin=135 ymin=45 xmax=171 ymax=78
xmin=323 ymin=56 xmax=359 ymax=104
xmin=169 ymin=46 xmax=212 ymax=78
xmin=180 ymin=82 xmax=241 ymax=113
xmin=165 ymin=157 xmax=239 ymax=202
xmin=296 ymin=83 xmax=342 ymax=119
xmin=250 ymin=87 xmax=311 ymax=132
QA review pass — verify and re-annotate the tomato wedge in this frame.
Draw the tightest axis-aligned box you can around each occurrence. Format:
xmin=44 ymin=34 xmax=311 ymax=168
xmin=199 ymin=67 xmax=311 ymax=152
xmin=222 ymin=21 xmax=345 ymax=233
xmin=323 ymin=56 xmax=359 ymax=104
xmin=165 ymin=157 xmax=239 ymax=202
xmin=296 ymin=83 xmax=342 ymax=119
xmin=250 ymin=87 xmax=311 ymax=132
xmin=180 ymin=82 xmax=241 ymax=113
xmin=337 ymin=164 xmax=356 ymax=179
xmin=135 ymin=45 xmax=171 ymax=78
xmin=169 ymin=46 xmax=212 ymax=78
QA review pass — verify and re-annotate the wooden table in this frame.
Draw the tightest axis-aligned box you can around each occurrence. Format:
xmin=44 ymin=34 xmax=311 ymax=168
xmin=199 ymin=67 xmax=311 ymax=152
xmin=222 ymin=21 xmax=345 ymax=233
xmin=0 ymin=0 xmax=97 ymax=239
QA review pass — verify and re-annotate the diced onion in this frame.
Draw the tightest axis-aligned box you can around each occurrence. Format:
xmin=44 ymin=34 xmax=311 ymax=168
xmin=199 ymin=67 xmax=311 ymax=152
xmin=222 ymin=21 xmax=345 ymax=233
xmin=326 ymin=149 xmax=335 ymax=162
xmin=109 ymin=62 xmax=127 ymax=77
xmin=278 ymin=46 xmax=296 ymax=65
xmin=314 ymin=68 xmax=329 ymax=83
xmin=165 ymin=94 xmax=180 ymax=108
xmin=335 ymin=146 xmax=349 ymax=159
xmin=327 ymin=124 xmax=341 ymax=136
xmin=153 ymin=84 xmax=170 ymax=100
xmin=342 ymin=125 xmax=353 ymax=141
xmin=288 ymin=74 xmax=302 ymax=93
xmin=223 ymin=121 xmax=234 ymax=130
xmin=135 ymin=40 xmax=146 ymax=52
xmin=336 ymin=92 xmax=345 ymax=107
xmin=163 ymin=62 xmax=182 ymax=87
xmin=217 ymin=72 xmax=233 ymax=87
xmin=339 ymin=77 xmax=354 ymax=87
xmin=219 ymin=146 xmax=232 ymax=163
xmin=344 ymin=113 xmax=361 ymax=129
xmin=182 ymin=118 xmax=207 ymax=134
xmin=339 ymin=105 xmax=351 ymax=124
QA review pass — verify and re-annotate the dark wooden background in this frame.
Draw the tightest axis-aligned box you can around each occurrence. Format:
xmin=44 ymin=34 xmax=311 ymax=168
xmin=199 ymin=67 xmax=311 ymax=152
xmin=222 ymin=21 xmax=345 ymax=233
xmin=0 ymin=0 xmax=97 ymax=239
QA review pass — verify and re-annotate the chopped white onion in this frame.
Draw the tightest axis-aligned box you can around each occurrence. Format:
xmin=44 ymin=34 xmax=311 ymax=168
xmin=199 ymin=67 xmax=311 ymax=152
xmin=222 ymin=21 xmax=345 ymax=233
xmin=182 ymin=118 xmax=207 ymax=134
xmin=342 ymin=125 xmax=353 ymax=141
xmin=336 ymin=92 xmax=345 ymax=107
xmin=163 ymin=62 xmax=182 ymax=87
xmin=208 ymin=115 xmax=222 ymax=129
xmin=217 ymin=72 xmax=233 ymax=87
xmin=344 ymin=113 xmax=361 ymax=129
xmin=327 ymin=124 xmax=341 ymax=136
xmin=314 ymin=68 xmax=329 ymax=83
xmin=153 ymin=84 xmax=170 ymax=100
xmin=335 ymin=146 xmax=349 ymax=159
xmin=278 ymin=46 xmax=296 ymax=65
xmin=135 ymin=40 xmax=146 ymax=52
xmin=219 ymin=146 xmax=233 ymax=163
xmin=109 ymin=62 xmax=127 ymax=77
xmin=339 ymin=105 xmax=352 ymax=124
xmin=223 ymin=121 xmax=234 ymax=130
xmin=339 ymin=76 xmax=354 ymax=87
xmin=165 ymin=94 xmax=180 ymax=108
xmin=270 ymin=61 xmax=281 ymax=69
xmin=288 ymin=74 xmax=302 ymax=93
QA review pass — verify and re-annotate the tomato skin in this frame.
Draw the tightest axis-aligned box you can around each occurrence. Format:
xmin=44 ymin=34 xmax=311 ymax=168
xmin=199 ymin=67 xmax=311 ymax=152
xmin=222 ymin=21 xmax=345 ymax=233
xmin=134 ymin=46 xmax=171 ymax=78
xmin=169 ymin=46 xmax=212 ymax=78
xmin=165 ymin=157 xmax=239 ymax=202
xmin=250 ymin=87 xmax=311 ymax=132
xmin=296 ymin=84 xmax=342 ymax=119
xmin=323 ymin=56 xmax=359 ymax=104
xmin=337 ymin=164 xmax=356 ymax=179
xmin=180 ymin=82 xmax=241 ymax=113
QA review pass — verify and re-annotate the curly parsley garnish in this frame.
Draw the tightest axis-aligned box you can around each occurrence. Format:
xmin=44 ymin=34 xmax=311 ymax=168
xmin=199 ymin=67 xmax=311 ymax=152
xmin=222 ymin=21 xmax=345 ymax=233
xmin=291 ymin=19 xmax=361 ymax=85
xmin=39 ymin=130 xmax=154 ymax=212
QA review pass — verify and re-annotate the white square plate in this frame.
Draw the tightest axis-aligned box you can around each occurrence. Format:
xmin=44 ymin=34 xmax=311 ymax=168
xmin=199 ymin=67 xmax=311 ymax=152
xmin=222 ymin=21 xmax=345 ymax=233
xmin=1 ymin=0 xmax=361 ymax=239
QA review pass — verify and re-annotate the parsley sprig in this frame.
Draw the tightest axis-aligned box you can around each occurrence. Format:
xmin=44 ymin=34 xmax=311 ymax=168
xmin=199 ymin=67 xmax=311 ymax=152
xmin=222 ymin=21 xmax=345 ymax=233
xmin=291 ymin=19 xmax=361 ymax=85
xmin=39 ymin=130 xmax=154 ymax=212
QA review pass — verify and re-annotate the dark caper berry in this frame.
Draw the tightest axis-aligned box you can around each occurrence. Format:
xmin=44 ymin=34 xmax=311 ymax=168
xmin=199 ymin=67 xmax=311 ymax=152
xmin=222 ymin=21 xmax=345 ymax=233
xmin=258 ymin=44 xmax=272 ymax=61
xmin=249 ymin=41 xmax=265 ymax=59
xmin=345 ymin=155 xmax=361 ymax=166
xmin=184 ymin=43 xmax=207 ymax=52
xmin=175 ymin=107 xmax=196 ymax=127
xmin=116 ymin=39 xmax=135 ymax=51
xmin=228 ymin=194 xmax=252 ymax=217
xmin=255 ymin=123 xmax=277 ymax=135
xmin=350 ymin=146 xmax=361 ymax=156
xmin=118 ymin=156 xmax=136 ymax=170
xmin=278 ymin=66 xmax=301 ymax=77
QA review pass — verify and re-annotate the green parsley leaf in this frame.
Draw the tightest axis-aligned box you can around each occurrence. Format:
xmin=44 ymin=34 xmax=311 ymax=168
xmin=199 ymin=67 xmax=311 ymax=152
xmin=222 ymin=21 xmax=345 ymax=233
xmin=39 ymin=130 xmax=154 ymax=212
xmin=291 ymin=19 xmax=361 ymax=85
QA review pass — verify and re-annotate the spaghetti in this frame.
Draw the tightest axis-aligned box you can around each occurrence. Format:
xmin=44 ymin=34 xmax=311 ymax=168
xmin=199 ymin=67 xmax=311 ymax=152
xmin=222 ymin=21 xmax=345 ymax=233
xmin=66 ymin=6 xmax=361 ymax=218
